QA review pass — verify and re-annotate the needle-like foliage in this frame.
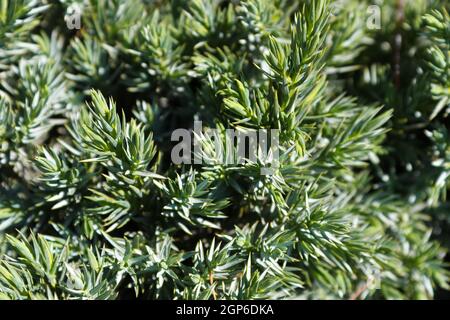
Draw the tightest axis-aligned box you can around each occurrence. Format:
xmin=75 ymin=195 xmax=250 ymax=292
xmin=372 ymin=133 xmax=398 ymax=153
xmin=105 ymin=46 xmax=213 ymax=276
xmin=0 ymin=0 xmax=449 ymax=300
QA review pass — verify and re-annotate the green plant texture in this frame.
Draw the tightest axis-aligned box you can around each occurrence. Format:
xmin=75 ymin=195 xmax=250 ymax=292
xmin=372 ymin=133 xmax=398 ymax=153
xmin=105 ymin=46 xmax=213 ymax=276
xmin=0 ymin=0 xmax=449 ymax=300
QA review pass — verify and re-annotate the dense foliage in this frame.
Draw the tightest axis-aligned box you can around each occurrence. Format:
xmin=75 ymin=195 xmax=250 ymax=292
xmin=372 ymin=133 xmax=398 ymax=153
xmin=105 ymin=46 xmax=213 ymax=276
xmin=0 ymin=0 xmax=449 ymax=300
